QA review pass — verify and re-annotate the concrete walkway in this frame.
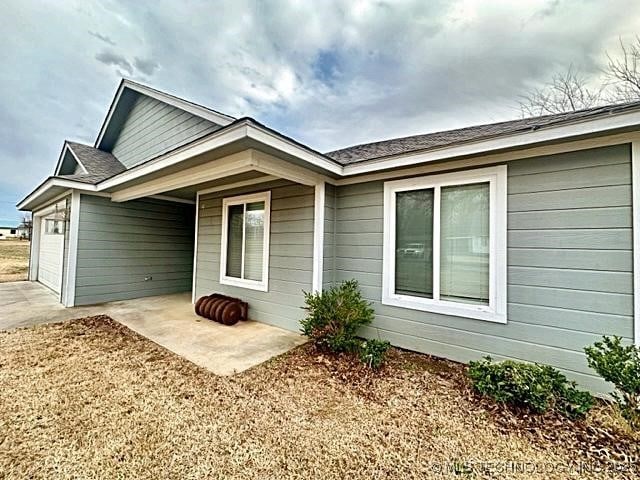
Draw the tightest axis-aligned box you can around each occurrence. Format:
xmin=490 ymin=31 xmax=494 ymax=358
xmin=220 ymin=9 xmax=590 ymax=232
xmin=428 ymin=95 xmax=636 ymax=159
xmin=0 ymin=281 xmax=306 ymax=375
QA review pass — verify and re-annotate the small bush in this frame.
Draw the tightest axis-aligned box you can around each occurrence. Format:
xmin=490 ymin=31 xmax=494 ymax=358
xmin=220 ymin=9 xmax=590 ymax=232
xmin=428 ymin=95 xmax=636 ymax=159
xmin=468 ymin=357 xmax=593 ymax=418
xmin=359 ymin=339 xmax=391 ymax=369
xmin=300 ymin=280 xmax=375 ymax=353
xmin=585 ymin=336 xmax=640 ymax=429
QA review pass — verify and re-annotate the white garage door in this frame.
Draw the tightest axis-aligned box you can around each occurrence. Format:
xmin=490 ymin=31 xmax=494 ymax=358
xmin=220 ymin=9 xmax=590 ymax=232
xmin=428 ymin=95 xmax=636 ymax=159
xmin=38 ymin=218 xmax=65 ymax=294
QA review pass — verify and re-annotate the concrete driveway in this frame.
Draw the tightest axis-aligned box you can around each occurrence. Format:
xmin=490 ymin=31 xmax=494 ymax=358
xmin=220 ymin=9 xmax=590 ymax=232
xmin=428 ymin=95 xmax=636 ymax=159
xmin=0 ymin=281 xmax=306 ymax=375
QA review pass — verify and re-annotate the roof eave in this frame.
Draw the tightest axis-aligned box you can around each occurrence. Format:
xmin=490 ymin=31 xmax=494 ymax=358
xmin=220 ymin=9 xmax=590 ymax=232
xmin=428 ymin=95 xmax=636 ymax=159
xmin=98 ymin=118 xmax=343 ymax=192
xmin=16 ymin=177 xmax=99 ymax=211
xmin=341 ymin=107 xmax=640 ymax=175
xmin=21 ymin=100 xmax=640 ymax=211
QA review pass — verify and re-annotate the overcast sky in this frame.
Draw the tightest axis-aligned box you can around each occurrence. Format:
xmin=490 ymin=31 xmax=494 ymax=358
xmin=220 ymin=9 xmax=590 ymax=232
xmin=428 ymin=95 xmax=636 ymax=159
xmin=1 ymin=0 xmax=639 ymax=225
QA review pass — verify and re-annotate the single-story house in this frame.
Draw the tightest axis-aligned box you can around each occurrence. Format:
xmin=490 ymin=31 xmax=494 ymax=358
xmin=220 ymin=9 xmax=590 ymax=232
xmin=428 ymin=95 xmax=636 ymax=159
xmin=0 ymin=226 xmax=19 ymax=239
xmin=18 ymin=79 xmax=640 ymax=393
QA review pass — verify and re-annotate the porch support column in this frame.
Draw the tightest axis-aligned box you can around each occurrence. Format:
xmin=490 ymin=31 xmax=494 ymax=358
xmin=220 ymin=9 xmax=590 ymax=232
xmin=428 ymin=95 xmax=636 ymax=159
xmin=62 ymin=190 xmax=80 ymax=307
xmin=312 ymin=182 xmax=326 ymax=293
xmin=28 ymin=215 xmax=42 ymax=281
xmin=191 ymin=192 xmax=201 ymax=304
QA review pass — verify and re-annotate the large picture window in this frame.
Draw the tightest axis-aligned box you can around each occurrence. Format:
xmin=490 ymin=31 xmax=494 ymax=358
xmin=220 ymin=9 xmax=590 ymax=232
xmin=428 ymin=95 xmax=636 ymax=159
xmin=220 ymin=191 xmax=271 ymax=291
xmin=382 ymin=166 xmax=507 ymax=323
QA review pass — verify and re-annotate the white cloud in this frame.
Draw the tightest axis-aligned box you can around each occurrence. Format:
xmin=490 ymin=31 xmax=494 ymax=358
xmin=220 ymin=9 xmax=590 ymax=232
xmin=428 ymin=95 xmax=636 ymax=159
xmin=1 ymin=0 xmax=640 ymax=223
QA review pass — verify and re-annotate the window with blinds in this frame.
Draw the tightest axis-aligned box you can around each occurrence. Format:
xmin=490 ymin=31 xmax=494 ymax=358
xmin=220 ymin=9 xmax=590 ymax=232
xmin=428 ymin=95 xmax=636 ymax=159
xmin=220 ymin=191 xmax=271 ymax=291
xmin=383 ymin=166 xmax=507 ymax=323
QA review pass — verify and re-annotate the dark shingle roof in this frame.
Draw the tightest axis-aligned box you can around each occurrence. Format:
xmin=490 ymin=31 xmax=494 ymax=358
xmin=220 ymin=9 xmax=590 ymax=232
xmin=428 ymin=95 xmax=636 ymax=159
xmin=325 ymin=101 xmax=640 ymax=165
xmin=56 ymin=142 xmax=127 ymax=184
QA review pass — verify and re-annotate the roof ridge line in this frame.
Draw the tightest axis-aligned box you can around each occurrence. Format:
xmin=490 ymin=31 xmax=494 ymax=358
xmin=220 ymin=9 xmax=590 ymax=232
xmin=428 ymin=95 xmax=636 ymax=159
xmin=121 ymin=78 xmax=236 ymax=121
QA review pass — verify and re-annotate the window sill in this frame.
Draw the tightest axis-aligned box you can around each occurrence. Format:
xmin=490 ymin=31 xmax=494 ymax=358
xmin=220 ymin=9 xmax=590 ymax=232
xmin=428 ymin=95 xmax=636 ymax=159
xmin=381 ymin=294 xmax=507 ymax=324
xmin=220 ymin=276 xmax=268 ymax=292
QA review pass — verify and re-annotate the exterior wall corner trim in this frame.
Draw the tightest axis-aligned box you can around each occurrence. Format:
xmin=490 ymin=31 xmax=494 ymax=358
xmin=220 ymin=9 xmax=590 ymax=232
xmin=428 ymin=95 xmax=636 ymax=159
xmin=632 ymin=141 xmax=640 ymax=346
xmin=312 ymin=182 xmax=326 ymax=292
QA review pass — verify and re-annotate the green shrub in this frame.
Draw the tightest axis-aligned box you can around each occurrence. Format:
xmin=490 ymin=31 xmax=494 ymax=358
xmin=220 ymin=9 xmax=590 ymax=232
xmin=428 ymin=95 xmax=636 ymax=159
xmin=468 ymin=357 xmax=594 ymax=418
xmin=300 ymin=280 xmax=375 ymax=353
xmin=585 ymin=336 xmax=640 ymax=429
xmin=359 ymin=339 xmax=391 ymax=369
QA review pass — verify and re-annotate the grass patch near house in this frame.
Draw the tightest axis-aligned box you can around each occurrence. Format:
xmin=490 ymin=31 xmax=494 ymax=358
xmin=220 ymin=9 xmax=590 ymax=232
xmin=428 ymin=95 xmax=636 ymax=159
xmin=0 ymin=240 xmax=29 ymax=282
xmin=1 ymin=316 xmax=638 ymax=479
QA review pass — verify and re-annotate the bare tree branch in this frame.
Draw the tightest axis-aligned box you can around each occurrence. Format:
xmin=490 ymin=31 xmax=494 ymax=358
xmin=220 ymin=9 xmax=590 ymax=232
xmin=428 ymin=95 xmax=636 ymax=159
xmin=605 ymin=35 xmax=640 ymax=102
xmin=519 ymin=65 xmax=604 ymax=117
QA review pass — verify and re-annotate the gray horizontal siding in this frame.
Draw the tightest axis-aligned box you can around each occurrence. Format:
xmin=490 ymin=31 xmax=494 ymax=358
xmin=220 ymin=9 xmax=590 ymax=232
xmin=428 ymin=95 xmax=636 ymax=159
xmin=195 ymin=181 xmax=314 ymax=331
xmin=323 ymin=184 xmax=336 ymax=290
xmin=331 ymin=144 xmax=633 ymax=393
xmin=75 ymin=195 xmax=194 ymax=305
xmin=111 ymin=94 xmax=222 ymax=168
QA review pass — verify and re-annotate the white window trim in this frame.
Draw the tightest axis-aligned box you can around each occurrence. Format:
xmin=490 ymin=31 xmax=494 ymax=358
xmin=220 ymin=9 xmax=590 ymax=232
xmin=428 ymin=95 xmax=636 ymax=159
xmin=219 ymin=191 xmax=271 ymax=292
xmin=382 ymin=165 xmax=507 ymax=323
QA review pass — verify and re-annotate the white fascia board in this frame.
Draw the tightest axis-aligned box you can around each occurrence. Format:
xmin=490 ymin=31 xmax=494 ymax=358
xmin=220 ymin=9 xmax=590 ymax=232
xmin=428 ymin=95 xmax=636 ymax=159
xmin=109 ymin=150 xmax=256 ymax=202
xmin=122 ymin=80 xmax=236 ymax=126
xmin=17 ymin=179 xmax=98 ymax=211
xmin=342 ymin=109 xmax=640 ymax=176
xmin=336 ymin=132 xmax=640 ymax=186
xmin=53 ymin=143 xmax=68 ymax=175
xmin=66 ymin=145 xmax=88 ymax=174
xmin=246 ymin=124 xmax=343 ymax=176
xmin=94 ymin=82 xmax=125 ymax=148
xmin=32 ymin=190 xmax=73 ymax=216
xmin=252 ymin=150 xmax=331 ymax=186
xmin=53 ymin=142 xmax=87 ymax=175
xmin=99 ymin=123 xmax=250 ymax=191
xmin=102 ymin=106 xmax=639 ymax=188
xmin=100 ymin=122 xmax=341 ymax=192
xmin=49 ymin=105 xmax=640 ymax=208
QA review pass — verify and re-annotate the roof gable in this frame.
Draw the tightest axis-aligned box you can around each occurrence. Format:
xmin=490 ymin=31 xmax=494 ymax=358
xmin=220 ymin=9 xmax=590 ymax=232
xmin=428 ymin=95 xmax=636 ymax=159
xmin=95 ymin=80 xmax=235 ymax=169
xmin=110 ymin=94 xmax=225 ymax=168
xmin=55 ymin=144 xmax=86 ymax=175
xmin=53 ymin=141 xmax=126 ymax=184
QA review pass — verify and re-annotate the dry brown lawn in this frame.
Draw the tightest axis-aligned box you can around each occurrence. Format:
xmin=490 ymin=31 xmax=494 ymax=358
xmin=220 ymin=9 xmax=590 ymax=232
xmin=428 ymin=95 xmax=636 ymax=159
xmin=0 ymin=240 xmax=29 ymax=282
xmin=1 ymin=316 xmax=637 ymax=479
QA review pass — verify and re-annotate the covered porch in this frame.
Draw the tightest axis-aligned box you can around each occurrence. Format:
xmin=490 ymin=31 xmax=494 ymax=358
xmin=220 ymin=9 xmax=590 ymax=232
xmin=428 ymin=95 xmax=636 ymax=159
xmin=17 ymin=119 xmax=342 ymax=331
xmin=97 ymin=135 xmax=339 ymax=332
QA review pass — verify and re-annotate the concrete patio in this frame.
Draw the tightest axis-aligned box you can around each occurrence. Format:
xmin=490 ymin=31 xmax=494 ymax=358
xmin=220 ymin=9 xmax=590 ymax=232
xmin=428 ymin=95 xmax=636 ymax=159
xmin=0 ymin=281 xmax=306 ymax=375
